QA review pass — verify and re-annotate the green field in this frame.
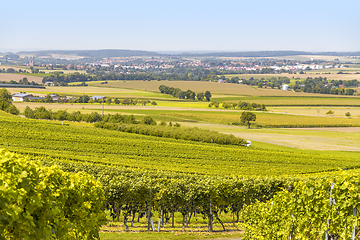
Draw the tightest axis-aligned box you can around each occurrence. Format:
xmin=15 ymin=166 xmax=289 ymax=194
xmin=0 ymin=111 xmax=358 ymax=176
xmin=4 ymin=76 xmax=360 ymax=238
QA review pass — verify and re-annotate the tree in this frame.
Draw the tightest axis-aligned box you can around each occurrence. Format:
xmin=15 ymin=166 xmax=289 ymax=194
xmin=240 ymin=112 xmax=256 ymax=129
xmin=45 ymin=94 xmax=53 ymax=103
xmin=345 ymin=112 xmax=351 ymax=118
xmin=143 ymin=116 xmax=156 ymax=125
xmin=114 ymin=98 xmax=120 ymax=104
xmin=196 ymin=92 xmax=204 ymax=101
xmin=326 ymin=110 xmax=334 ymax=116
xmin=151 ymin=101 xmax=157 ymax=106
xmin=205 ymin=91 xmax=212 ymax=101
xmin=0 ymin=88 xmax=12 ymax=102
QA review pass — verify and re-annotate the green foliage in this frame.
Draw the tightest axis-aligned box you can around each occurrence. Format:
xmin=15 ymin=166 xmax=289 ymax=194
xmin=241 ymin=173 xmax=360 ymax=239
xmin=0 ymin=88 xmax=19 ymax=115
xmin=240 ymin=112 xmax=257 ymax=128
xmin=38 ymin=157 xmax=304 ymax=232
xmin=205 ymin=91 xmax=212 ymax=101
xmin=143 ymin=116 xmax=157 ymax=125
xmin=159 ymin=85 xmax=208 ymax=101
xmin=326 ymin=110 xmax=334 ymax=116
xmin=346 ymin=112 xmax=351 ymax=118
xmin=95 ymin=123 xmax=246 ymax=146
xmin=0 ymin=149 xmax=106 ymax=239
xmin=0 ymin=115 xmax=353 ymax=176
xmin=0 ymin=88 xmax=12 ymax=102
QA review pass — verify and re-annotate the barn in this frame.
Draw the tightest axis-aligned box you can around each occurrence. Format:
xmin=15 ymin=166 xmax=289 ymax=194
xmin=12 ymin=93 xmax=33 ymax=102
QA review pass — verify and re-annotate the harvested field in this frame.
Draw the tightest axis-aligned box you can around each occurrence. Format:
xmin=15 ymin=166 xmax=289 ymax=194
xmin=87 ymin=80 xmax=350 ymax=97
xmin=0 ymin=73 xmax=43 ymax=84
xmin=225 ymin=72 xmax=360 ymax=81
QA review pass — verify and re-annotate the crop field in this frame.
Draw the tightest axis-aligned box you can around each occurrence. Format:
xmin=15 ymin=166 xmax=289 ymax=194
xmin=224 ymin=72 xmax=360 ymax=81
xmin=87 ymin=80 xmax=336 ymax=97
xmin=179 ymin=122 xmax=360 ymax=152
xmin=7 ymin=86 xmax=176 ymax=100
xmin=268 ymin=106 xmax=360 ymax=117
xmin=0 ymin=73 xmax=44 ymax=83
xmin=216 ymin=96 xmax=360 ymax=106
xmin=0 ymin=112 xmax=358 ymax=176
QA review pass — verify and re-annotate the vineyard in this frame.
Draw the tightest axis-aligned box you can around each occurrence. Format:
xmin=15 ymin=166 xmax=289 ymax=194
xmin=241 ymin=173 xmax=360 ymax=239
xmin=0 ymin=113 xmax=357 ymax=176
xmin=2 ymin=110 xmax=360 ymax=238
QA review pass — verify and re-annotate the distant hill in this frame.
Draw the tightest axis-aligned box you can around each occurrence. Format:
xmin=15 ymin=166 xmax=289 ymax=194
xmin=16 ymin=49 xmax=360 ymax=60
xmin=18 ymin=49 xmax=160 ymax=59
xmin=176 ymin=51 xmax=312 ymax=58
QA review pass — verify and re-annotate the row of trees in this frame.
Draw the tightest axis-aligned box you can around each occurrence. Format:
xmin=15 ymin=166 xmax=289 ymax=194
xmin=240 ymin=77 xmax=291 ymax=89
xmin=209 ymin=101 xmax=266 ymax=111
xmin=159 ymin=85 xmax=211 ymax=101
xmin=24 ymin=107 xmax=140 ymax=123
xmin=95 ymin=121 xmax=245 ymax=146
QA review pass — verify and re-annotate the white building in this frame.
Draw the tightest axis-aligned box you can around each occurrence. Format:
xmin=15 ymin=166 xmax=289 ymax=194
xmin=282 ymin=84 xmax=289 ymax=91
xmin=12 ymin=93 xmax=33 ymax=101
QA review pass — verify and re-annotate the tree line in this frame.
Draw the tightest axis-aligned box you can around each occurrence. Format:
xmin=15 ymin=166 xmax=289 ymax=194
xmin=293 ymin=77 xmax=357 ymax=95
xmin=159 ymin=85 xmax=211 ymax=101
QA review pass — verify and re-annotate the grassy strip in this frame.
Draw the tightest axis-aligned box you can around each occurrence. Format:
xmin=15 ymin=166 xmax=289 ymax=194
xmin=100 ymin=231 xmax=243 ymax=240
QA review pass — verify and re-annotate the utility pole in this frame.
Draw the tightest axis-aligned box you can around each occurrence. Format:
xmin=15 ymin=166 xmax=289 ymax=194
xmin=102 ymin=97 xmax=104 ymax=116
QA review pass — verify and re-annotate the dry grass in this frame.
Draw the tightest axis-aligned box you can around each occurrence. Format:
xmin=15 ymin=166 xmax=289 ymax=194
xmin=88 ymin=80 xmax=352 ymax=97
xmin=180 ymin=122 xmax=360 ymax=151
xmin=0 ymin=73 xmax=43 ymax=84
xmin=1 ymin=65 xmax=86 ymax=74
xmin=225 ymin=72 xmax=360 ymax=81
xmin=268 ymin=106 xmax=360 ymax=117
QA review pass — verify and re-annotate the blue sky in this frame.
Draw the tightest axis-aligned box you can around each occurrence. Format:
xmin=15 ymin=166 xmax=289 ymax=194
xmin=1 ymin=0 xmax=359 ymax=52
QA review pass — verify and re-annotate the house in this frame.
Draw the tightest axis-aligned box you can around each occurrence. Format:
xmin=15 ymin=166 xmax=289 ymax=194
xmin=12 ymin=93 xmax=33 ymax=102
xmin=90 ymin=96 xmax=105 ymax=101
xmin=50 ymin=94 xmax=61 ymax=101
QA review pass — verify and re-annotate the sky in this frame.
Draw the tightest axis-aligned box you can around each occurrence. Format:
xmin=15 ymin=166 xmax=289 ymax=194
xmin=1 ymin=0 xmax=359 ymax=53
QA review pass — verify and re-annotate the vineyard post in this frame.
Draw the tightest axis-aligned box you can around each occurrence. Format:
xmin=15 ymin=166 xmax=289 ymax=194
xmin=352 ymin=207 xmax=357 ymax=239
xmin=209 ymin=195 xmax=213 ymax=232
xmin=325 ymin=183 xmax=335 ymax=240
xmin=148 ymin=188 xmax=152 ymax=231
xmin=157 ymin=218 xmax=161 ymax=232
xmin=352 ymin=183 xmax=357 ymax=239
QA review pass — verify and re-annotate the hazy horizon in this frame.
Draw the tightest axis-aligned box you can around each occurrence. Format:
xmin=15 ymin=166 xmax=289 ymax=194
xmin=2 ymin=0 xmax=359 ymax=53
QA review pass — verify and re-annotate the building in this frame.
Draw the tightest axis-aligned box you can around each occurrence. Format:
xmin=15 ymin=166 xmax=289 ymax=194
xmin=282 ymin=84 xmax=289 ymax=91
xmin=50 ymin=94 xmax=61 ymax=101
xmin=90 ymin=96 xmax=105 ymax=101
xmin=12 ymin=93 xmax=33 ymax=102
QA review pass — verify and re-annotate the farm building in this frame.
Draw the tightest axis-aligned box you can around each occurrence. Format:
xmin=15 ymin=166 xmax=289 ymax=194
xmin=28 ymin=97 xmax=44 ymax=101
xmin=12 ymin=93 xmax=33 ymax=101
xmin=50 ymin=94 xmax=61 ymax=101
xmin=282 ymin=84 xmax=289 ymax=91
xmin=91 ymin=96 xmax=105 ymax=101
